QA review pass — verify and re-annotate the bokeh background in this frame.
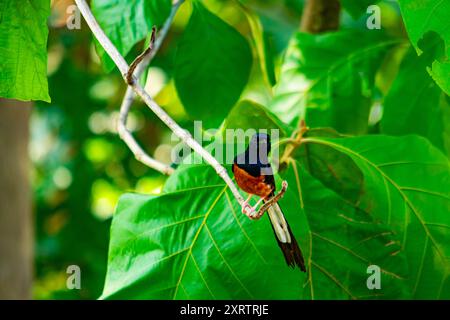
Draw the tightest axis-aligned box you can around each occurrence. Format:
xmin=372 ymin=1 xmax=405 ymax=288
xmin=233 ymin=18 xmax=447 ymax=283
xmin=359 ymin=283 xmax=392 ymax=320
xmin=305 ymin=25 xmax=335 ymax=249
xmin=6 ymin=0 xmax=403 ymax=299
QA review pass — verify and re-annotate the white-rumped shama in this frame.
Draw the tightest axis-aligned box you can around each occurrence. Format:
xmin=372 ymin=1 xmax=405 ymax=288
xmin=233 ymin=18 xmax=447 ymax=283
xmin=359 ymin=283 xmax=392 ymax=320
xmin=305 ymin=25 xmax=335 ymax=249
xmin=232 ymin=133 xmax=306 ymax=271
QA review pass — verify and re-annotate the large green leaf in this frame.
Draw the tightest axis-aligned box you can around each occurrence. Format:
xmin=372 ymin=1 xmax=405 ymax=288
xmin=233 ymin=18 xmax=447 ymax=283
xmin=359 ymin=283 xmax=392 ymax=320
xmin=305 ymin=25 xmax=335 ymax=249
xmin=283 ymin=162 xmax=409 ymax=299
xmin=293 ymin=128 xmax=364 ymax=205
xmin=300 ymin=135 xmax=450 ymax=298
xmin=101 ymin=159 xmax=410 ymax=299
xmin=91 ymin=0 xmax=172 ymax=71
xmin=223 ymin=100 xmax=288 ymax=135
xmin=0 ymin=0 xmax=50 ymax=102
xmin=100 ymin=165 xmax=306 ymax=299
xmin=398 ymin=0 xmax=450 ymax=95
xmin=269 ymin=31 xmax=398 ymax=134
xmin=174 ymin=2 xmax=252 ymax=128
xmin=381 ymin=44 xmax=450 ymax=156
xmin=237 ymin=2 xmax=276 ymax=88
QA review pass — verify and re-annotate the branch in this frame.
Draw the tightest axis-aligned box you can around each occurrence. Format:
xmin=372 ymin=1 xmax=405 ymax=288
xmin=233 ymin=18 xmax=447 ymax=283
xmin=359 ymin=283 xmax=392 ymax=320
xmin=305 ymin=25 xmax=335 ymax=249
xmin=280 ymin=120 xmax=309 ymax=168
xmin=300 ymin=0 xmax=341 ymax=33
xmin=74 ymin=0 xmax=250 ymax=211
xmin=253 ymin=181 xmax=288 ymax=219
xmin=118 ymin=1 xmax=184 ymax=176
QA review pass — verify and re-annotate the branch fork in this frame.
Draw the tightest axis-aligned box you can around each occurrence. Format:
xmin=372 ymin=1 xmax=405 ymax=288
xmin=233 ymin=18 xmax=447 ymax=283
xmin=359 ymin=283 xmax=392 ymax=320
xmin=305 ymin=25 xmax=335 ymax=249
xmin=126 ymin=27 xmax=157 ymax=86
xmin=280 ymin=120 xmax=309 ymax=167
xmin=74 ymin=0 xmax=253 ymax=211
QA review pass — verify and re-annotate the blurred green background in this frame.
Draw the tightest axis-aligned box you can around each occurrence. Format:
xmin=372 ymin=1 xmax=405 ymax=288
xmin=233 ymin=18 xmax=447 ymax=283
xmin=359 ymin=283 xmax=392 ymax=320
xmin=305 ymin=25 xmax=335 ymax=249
xmin=32 ymin=0 xmax=403 ymax=299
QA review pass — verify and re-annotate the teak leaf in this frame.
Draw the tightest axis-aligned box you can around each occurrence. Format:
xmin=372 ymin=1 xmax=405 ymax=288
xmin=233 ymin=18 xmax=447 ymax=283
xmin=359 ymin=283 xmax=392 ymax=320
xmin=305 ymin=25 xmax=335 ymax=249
xmin=91 ymin=0 xmax=172 ymax=71
xmin=303 ymin=135 xmax=450 ymax=299
xmin=340 ymin=0 xmax=377 ymax=19
xmin=174 ymin=2 xmax=252 ymax=128
xmin=0 ymin=0 xmax=51 ymax=102
xmin=398 ymin=0 xmax=450 ymax=95
xmin=269 ymin=31 xmax=398 ymax=134
xmin=381 ymin=45 xmax=450 ymax=156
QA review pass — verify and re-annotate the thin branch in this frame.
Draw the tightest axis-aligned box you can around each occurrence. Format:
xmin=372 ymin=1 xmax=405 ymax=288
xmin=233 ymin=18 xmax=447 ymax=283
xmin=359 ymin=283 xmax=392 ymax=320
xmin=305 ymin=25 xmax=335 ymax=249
xmin=126 ymin=27 xmax=157 ymax=86
xmin=75 ymin=0 xmax=250 ymax=211
xmin=253 ymin=181 xmax=288 ymax=219
xmin=118 ymin=1 xmax=184 ymax=176
xmin=280 ymin=120 xmax=309 ymax=167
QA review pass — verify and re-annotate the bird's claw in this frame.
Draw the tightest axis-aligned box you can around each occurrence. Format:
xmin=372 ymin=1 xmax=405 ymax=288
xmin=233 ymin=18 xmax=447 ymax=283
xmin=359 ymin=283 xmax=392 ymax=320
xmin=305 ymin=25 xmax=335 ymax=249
xmin=241 ymin=202 xmax=254 ymax=215
xmin=241 ymin=202 xmax=264 ymax=220
xmin=249 ymin=207 xmax=264 ymax=220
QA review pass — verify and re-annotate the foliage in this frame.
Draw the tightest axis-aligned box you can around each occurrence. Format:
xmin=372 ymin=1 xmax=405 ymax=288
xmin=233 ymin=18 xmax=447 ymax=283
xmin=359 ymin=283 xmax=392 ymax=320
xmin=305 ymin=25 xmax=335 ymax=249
xmin=270 ymin=30 xmax=399 ymax=134
xmin=174 ymin=2 xmax=252 ymax=127
xmin=0 ymin=0 xmax=51 ymax=102
xmin=98 ymin=0 xmax=450 ymax=300
xmin=397 ymin=0 xmax=450 ymax=95
xmin=1 ymin=0 xmax=449 ymax=300
xmin=381 ymin=45 xmax=450 ymax=156
xmin=91 ymin=0 xmax=172 ymax=71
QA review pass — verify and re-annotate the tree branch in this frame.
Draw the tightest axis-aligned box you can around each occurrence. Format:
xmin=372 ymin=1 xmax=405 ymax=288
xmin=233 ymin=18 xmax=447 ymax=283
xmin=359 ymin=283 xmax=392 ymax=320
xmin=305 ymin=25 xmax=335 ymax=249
xmin=118 ymin=0 xmax=184 ymax=176
xmin=300 ymin=0 xmax=341 ymax=33
xmin=74 ymin=0 xmax=251 ymax=212
xmin=253 ymin=181 xmax=288 ymax=220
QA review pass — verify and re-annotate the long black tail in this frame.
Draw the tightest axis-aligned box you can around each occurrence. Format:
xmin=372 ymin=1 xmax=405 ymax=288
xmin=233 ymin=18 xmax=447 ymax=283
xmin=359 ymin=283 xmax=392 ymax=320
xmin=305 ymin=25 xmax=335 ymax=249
xmin=265 ymin=202 xmax=306 ymax=272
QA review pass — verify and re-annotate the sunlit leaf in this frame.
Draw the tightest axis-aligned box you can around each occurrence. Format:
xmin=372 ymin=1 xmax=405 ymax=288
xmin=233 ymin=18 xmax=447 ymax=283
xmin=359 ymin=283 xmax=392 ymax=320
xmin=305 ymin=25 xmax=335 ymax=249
xmin=174 ymin=2 xmax=252 ymax=128
xmin=381 ymin=45 xmax=450 ymax=156
xmin=398 ymin=0 xmax=450 ymax=95
xmin=238 ymin=2 xmax=276 ymax=87
xmin=269 ymin=31 xmax=398 ymax=134
xmin=101 ymin=161 xmax=410 ymax=299
xmin=223 ymin=100 xmax=288 ymax=134
xmin=91 ymin=0 xmax=172 ymax=71
xmin=302 ymin=135 xmax=450 ymax=298
xmin=0 ymin=0 xmax=50 ymax=102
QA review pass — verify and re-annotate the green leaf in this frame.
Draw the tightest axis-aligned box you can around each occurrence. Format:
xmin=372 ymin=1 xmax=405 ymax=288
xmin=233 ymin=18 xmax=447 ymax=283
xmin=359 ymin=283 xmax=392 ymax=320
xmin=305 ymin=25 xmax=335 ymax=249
xmin=91 ymin=0 xmax=172 ymax=72
xmin=269 ymin=31 xmax=398 ymax=134
xmin=237 ymin=2 xmax=276 ymax=87
xmin=398 ymin=0 xmax=450 ymax=95
xmin=100 ymin=165 xmax=306 ymax=299
xmin=174 ymin=2 xmax=252 ymax=128
xmin=341 ymin=0 xmax=376 ymax=19
xmin=223 ymin=100 xmax=288 ymax=134
xmin=0 ymin=0 xmax=50 ymax=102
xmin=101 ymin=143 xmax=411 ymax=300
xmin=284 ymin=162 xmax=410 ymax=299
xmin=301 ymin=135 xmax=450 ymax=298
xmin=381 ymin=45 xmax=450 ymax=156
xmin=293 ymin=128 xmax=364 ymax=205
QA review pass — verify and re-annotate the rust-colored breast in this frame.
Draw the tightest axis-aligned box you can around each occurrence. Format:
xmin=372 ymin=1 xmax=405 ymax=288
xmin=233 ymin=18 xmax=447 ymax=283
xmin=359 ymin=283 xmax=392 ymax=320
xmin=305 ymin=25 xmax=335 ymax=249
xmin=232 ymin=164 xmax=274 ymax=198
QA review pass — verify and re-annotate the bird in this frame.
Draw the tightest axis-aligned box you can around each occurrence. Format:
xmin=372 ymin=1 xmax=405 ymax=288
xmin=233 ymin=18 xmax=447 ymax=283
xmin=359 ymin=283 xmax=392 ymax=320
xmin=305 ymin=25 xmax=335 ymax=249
xmin=232 ymin=133 xmax=306 ymax=271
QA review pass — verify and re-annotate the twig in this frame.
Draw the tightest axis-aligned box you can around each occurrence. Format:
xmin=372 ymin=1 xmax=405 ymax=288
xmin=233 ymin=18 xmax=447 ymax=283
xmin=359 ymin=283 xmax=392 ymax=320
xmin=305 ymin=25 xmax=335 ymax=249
xmin=118 ymin=1 xmax=184 ymax=176
xmin=74 ymin=0 xmax=251 ymax=211
xmin=254 ymin=181 xmax=288 ymax=219
xmin=126 ymin=27 xmax=157 ymax=86
xmin=280 ymin=120 xmax=309 ymax=167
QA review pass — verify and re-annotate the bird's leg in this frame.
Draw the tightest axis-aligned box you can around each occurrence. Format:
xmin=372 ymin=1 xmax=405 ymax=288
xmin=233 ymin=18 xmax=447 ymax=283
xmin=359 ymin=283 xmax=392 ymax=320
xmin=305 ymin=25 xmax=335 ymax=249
xmin=241 ymin=194 xmax=254 ymax=216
